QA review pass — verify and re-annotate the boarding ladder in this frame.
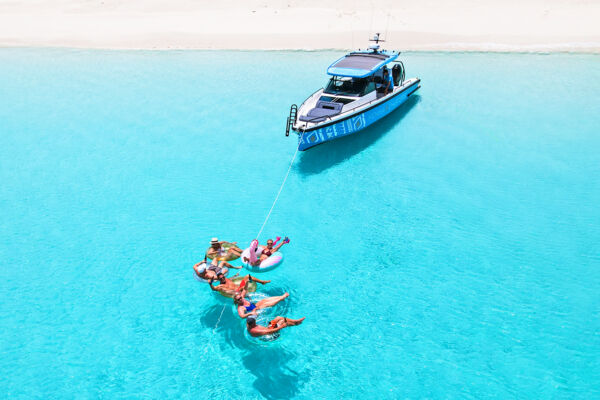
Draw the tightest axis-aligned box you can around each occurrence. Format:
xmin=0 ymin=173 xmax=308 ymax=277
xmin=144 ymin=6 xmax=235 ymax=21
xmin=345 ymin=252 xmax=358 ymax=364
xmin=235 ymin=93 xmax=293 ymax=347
xmin=285 ymin=104 xmax=298 ymax=137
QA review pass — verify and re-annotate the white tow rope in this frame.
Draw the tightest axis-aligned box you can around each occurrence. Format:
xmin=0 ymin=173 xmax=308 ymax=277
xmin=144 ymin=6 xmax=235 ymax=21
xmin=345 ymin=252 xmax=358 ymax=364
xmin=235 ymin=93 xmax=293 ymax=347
xmin=202 ymin=141 xmax=301 ymax=357
xmin=255 ymin=142 xmax=301 ymax=240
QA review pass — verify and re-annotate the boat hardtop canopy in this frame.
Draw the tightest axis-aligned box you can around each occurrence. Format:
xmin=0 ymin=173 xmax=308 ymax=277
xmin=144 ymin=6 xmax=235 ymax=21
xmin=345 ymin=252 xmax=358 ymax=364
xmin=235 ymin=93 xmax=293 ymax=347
xmin=326 ymin=50 xmax=399 ymax=78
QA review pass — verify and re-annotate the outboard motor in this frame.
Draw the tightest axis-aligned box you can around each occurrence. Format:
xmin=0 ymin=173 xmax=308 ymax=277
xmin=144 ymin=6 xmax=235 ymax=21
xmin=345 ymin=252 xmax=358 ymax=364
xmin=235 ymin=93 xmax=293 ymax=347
xmin=392 ymin=63 xmax=405 ymax=86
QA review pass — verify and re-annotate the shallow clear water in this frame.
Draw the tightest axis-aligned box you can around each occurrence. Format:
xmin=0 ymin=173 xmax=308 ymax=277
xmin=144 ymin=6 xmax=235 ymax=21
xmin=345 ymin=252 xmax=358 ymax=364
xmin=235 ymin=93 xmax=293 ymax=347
xmin=1 ymin=49 xmax=599 ymax=399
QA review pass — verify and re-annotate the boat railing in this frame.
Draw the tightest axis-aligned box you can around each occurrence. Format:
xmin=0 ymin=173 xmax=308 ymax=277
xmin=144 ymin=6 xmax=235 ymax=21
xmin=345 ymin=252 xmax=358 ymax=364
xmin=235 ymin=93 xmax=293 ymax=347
xmin=297 ymin=87 xmax=323 ymax=115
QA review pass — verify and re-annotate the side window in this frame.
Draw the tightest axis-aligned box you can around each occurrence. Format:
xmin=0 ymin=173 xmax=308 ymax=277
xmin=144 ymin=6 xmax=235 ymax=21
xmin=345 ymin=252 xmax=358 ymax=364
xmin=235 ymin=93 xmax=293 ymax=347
xmin=325 ymin=78 xmax=336 ymax=93
xmin=363 ymin=80 xmax=376 ymax=95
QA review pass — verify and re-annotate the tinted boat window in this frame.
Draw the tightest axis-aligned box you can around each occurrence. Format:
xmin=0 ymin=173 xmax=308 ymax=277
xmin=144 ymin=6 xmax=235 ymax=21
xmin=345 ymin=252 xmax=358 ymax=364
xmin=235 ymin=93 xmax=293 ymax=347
xmin=363 ymin=80 xmax=376 ymax=95
xmin=324 ymin=77 xmax=370 ymax=97
xmin=319 ymin=96 xmax=355 ymax=104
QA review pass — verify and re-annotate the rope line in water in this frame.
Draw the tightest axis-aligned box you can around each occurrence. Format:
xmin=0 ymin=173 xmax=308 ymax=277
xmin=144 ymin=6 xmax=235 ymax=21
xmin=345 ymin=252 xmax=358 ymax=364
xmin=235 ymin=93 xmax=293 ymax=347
xmin=212 ymin=304 xmax=227 ymax=337
xmin=202 ymin=142 xmax=300 ymax=358
xmin=203 ymin=303 xmax=227 ymax=356
xmin=256 ymin=142 xmax=301 ymax=240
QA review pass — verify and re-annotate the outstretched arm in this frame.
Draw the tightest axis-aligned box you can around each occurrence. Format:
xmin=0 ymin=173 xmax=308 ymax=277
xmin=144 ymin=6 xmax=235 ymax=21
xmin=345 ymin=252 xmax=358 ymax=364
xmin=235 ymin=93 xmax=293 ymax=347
xmin=272 ymin=237 xmax=289 ymax=252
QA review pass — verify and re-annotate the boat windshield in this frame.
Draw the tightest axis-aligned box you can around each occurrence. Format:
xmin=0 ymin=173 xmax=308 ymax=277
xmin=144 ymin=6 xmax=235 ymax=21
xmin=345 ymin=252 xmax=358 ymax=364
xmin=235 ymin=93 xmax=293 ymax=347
xmin=324 ymin=76 xmax=375 ymax=97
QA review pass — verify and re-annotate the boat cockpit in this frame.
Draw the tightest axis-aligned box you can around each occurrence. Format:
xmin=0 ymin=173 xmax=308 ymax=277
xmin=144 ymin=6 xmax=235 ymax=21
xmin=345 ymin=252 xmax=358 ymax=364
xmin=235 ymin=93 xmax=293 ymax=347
xmin=298 ymin=60 xmax=405 ymax=123
xmin=323 ymin=76 xmax=376 ymax=97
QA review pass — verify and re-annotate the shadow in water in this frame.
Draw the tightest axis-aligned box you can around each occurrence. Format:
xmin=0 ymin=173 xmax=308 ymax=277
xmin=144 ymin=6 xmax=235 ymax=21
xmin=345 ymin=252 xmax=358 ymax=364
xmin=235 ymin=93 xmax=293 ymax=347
xmin=242 ymin=347 xmax=310 ymax=400
xmin=296 ymin=95 xmax=421 ymax=176
xmin=199 ymin=301 xmax=310 ymax=399
xmin=200 ymin=302 xmax=249 ymax=350
xmin=199 ymin=303 xmax=232 ymax=330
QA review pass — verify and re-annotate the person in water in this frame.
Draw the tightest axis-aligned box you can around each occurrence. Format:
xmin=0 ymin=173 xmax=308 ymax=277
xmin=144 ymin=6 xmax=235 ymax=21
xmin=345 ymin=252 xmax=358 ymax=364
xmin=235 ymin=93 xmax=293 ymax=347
xmin=382 ymin=68 xmax=394 ymax=95
xmin=246 ymin=315 xmax=305 ymax=337
xmin=244 ymin=236 xmax=290 ymax=266
xmin=261 ymin=237 xmax=289 ymax=259
xmin=193 ymin=255 xmax=240 ymax=281
xmin=233 ymin=284 xmax=289 ymax=319
xmin=209 ymin=274 xmax=270 ymax=297
xmin=206 ymin=237 xmax=243 ymax=260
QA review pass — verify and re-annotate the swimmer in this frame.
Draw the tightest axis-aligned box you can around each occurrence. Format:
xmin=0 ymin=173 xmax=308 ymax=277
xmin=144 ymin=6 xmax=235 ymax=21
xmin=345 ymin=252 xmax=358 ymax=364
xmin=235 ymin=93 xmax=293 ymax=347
xmin=193 ymin=256 xmax=241 ymax=281
xmin=193 ymin=260 xmax=216 ymax=281
xmin=206 ymin=237 xmax=243 ymax=260
xmin=260 ymin=237 xmax=289 ymax=260
xmin=243 ymin=236 xmax=290 ymax=266
xmin=246 ymin=315 xmax=305 ymax=337
xmin=233 ymin=287 xmax=289 ymax=319
xmin=209 ymin=274 xmax=270 ymax=297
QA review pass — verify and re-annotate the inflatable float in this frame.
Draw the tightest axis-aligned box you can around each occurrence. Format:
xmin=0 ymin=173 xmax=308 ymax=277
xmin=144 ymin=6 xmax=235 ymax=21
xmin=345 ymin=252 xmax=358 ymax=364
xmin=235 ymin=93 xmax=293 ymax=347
xmin=217 ymin=276 xmax=257 ymax=299
xmin=194 ymin=272 xmax=209 ymax=283
xmin=245 ymin=327 xmax=280 ymax=343
xmin=241 ymin=239 xmax=284 ymax=273
xmin=240 ymin=307 xmax=282 ymax=343
xmin=206 ymin=241 xmax=240 ymax=261
xmin=193 ymin=261 xmax=232 ymax=283
xmin=193 ymin=262 xmax=211 ymax=283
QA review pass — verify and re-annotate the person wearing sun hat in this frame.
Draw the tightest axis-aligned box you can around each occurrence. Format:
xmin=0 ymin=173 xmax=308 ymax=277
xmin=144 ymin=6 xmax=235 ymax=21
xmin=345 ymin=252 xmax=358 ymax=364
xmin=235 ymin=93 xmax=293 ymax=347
xmin=206 ymin=237 xmax=243 ymax=260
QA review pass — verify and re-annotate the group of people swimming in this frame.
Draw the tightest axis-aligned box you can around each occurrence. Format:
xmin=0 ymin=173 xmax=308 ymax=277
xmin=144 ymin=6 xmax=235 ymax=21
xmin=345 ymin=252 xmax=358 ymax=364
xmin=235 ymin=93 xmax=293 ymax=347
xmin=193 ymin=237 xmax=304 ymax=338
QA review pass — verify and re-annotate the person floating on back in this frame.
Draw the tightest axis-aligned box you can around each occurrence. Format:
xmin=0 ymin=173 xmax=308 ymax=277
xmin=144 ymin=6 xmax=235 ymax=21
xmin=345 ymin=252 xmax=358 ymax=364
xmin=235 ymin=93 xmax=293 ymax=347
xmin=207 ymin=237 xmax=243 ymax=260
xmin=193 ymin=255 xmax=240 ymax=281
xmin=233 ymin=283 xmax=289 ymax=319
xmin=246 ymin=315 xmax=305 ymax=337
xmin=209 ymin=274 xmax=270 ymax=297
xmin=243 ymin=236 xmax=290 ymax=266
xmin=261 ymin=236 xmax=289 ymax=259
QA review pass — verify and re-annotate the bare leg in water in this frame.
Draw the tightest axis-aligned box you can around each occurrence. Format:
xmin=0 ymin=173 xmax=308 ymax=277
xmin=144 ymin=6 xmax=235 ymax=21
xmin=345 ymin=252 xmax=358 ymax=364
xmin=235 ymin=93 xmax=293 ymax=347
xmin=243 ymin=275 xmax=270 ymax=285
xmin=269 ymin=316 xmax=305 ymax=328
xmin=255 ymin=293 xmax=289 ymax=310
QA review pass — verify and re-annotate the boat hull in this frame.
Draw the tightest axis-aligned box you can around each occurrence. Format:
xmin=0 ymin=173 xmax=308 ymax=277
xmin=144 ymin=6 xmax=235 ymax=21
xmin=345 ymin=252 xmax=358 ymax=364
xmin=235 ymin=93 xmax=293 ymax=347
xmin=295 ymin=79 xmax=420 ymax=151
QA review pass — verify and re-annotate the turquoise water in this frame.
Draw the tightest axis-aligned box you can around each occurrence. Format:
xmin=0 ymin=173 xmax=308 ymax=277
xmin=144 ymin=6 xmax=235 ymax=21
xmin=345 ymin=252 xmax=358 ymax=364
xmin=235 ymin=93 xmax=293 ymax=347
xmin=1 ymin=49 xmax=599 ymax=398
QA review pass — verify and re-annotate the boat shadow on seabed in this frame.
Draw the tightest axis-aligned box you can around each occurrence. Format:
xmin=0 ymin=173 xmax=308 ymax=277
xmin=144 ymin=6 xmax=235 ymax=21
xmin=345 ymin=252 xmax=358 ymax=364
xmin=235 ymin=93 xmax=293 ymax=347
xmin=295 ymin=95 xmax=421 ymax=176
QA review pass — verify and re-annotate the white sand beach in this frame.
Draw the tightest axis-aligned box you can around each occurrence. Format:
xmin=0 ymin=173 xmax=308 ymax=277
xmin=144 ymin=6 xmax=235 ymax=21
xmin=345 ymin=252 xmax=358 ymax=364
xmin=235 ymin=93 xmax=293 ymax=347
xmin=1 ymin=0 xmax=599 ymax=52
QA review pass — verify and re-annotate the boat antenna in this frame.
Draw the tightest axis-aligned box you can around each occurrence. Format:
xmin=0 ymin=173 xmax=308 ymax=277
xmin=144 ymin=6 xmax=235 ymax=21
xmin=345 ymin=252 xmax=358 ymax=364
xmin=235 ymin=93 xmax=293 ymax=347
xmin=384 ymin=13 xmax=391 ymax=43
xmin=369 ymin=32 xmax=384 ymax=52
xmin=370 ymin=32 xmax=384 ymax=44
